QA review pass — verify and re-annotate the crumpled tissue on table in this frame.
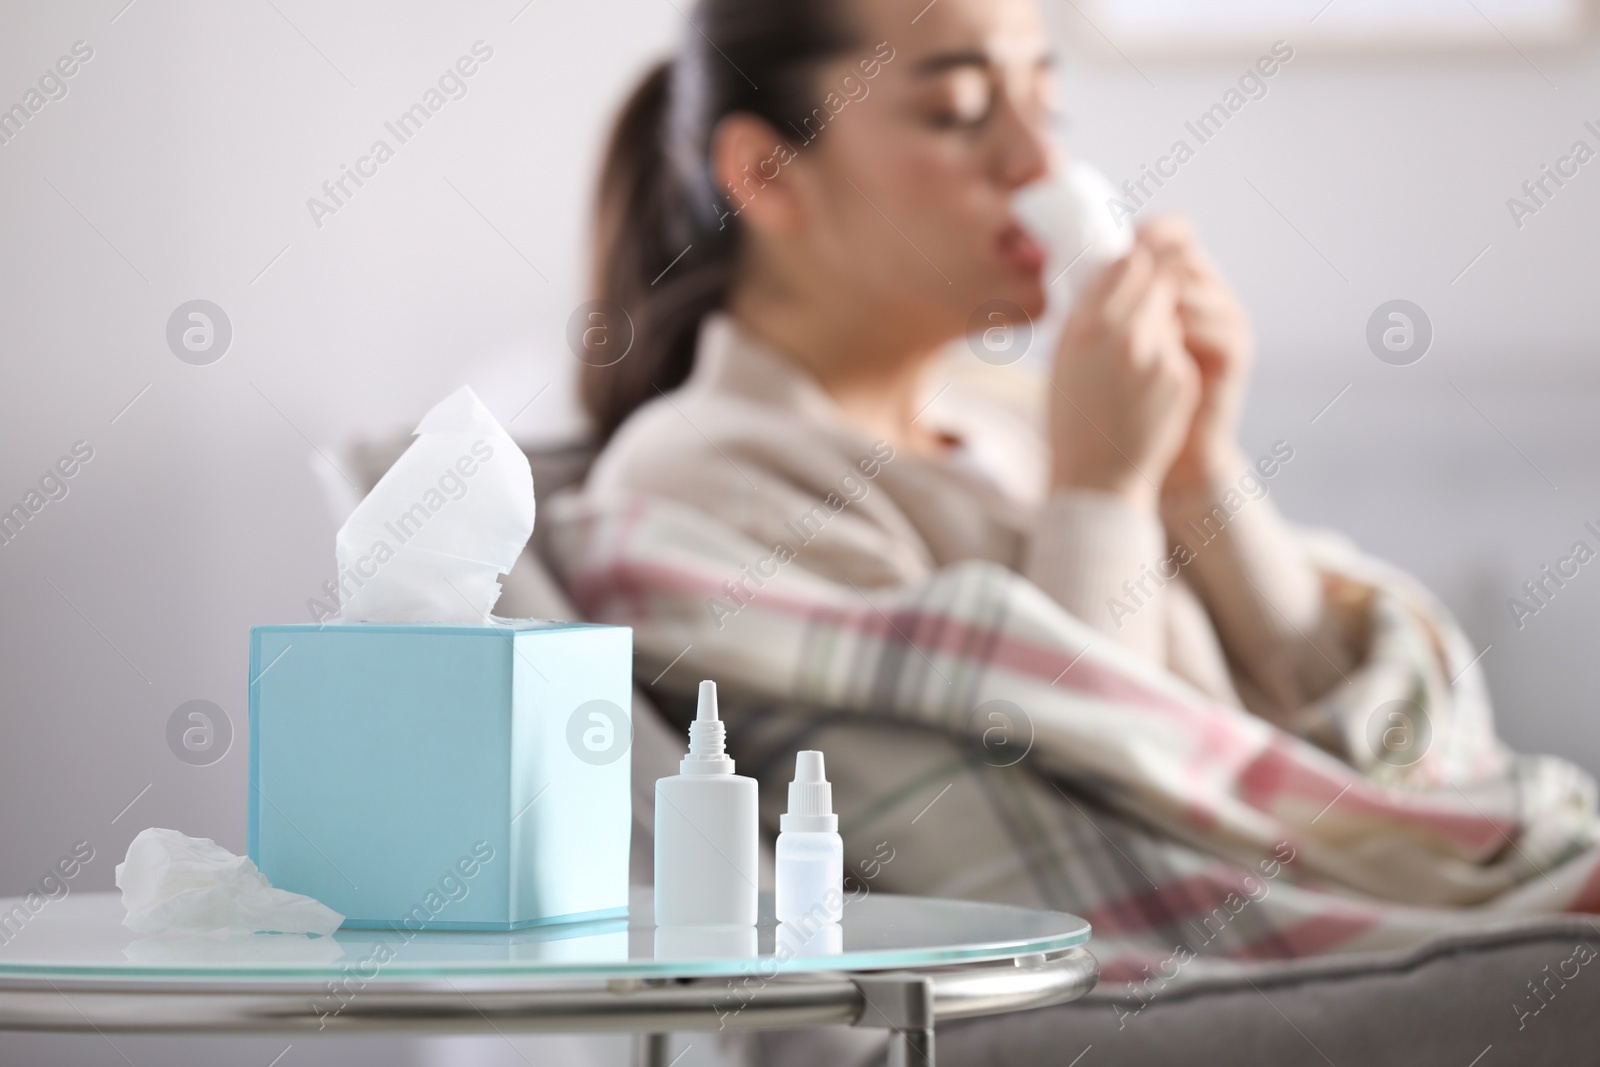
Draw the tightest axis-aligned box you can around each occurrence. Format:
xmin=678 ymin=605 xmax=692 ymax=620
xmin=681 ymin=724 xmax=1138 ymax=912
xmin=115 ymin=827 xmax=343 ymax=937
xmin=334 ymin=384 xmax=535 ymax=623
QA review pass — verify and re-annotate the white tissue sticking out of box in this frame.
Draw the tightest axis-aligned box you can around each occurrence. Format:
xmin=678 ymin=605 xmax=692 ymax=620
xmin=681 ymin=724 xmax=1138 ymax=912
xmin=1011 ymin=159 xmax=1135 ymax=299
xmin=116 ymin=828 xmax=344 ymax=937
xmin=336 ymin=385 xmax=535 ymax=623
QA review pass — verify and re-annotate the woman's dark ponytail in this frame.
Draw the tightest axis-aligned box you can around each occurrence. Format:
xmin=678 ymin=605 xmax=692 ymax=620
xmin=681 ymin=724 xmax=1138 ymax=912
xmin=580 ymin=60 xmax=731 ymax=444
xmin=581 ymin=0 xmax=857 ymax=444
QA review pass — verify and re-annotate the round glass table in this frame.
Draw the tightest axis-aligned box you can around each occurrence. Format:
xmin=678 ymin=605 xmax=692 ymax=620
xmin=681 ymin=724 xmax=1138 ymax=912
xmin=0 ymin=887 xmax=1096 ymax=1066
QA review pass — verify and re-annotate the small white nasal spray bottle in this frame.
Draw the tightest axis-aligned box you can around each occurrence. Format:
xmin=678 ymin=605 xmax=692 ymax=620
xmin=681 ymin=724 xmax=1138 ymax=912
xmin=775 ymin=750 xmax=844 ymax=924
xmin=654 ymin=679 xmax=759 ymax=927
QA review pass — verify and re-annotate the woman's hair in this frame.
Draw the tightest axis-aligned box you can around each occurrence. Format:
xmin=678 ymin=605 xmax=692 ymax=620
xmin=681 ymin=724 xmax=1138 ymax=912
xmin=581 ymin=0 xmax=858 ymax=443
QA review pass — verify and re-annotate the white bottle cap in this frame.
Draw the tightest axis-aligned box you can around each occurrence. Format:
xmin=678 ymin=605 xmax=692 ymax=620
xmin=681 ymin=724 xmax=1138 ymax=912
xmin=681 ymin=679 xmax=734 ymax=775
xmin=780 ymin=750 xmax=837 ymax=832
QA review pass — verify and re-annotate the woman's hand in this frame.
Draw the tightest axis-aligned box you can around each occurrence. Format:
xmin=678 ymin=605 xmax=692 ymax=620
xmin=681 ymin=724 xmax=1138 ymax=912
xmin=1136 ymin=217 xmax=1256 ymax=492
xmin=1047 ymin=244 xmax=1200 ymax=513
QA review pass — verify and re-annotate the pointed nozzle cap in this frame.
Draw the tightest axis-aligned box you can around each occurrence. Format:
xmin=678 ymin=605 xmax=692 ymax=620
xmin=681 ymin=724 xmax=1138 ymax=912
xmin=781 ymin=749 xmax=837 ymax=832
xmin=683 ymin=679 xmax=733 ymax=774
xmin=794 ymin=750 xmax=825 ymax=782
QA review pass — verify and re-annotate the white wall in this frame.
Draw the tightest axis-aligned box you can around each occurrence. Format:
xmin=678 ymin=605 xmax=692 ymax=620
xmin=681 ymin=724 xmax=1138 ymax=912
xmin=1044 ymin=22 xmax=1600 ymax=767
xmin=1 ymin=2 xmax=1598 ymax=1061
xmin=0 ymin=0 xmax=675 ymax=884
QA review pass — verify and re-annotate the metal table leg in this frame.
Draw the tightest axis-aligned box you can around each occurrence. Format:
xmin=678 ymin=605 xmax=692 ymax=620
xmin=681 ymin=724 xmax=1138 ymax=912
xmin=634 ymin=1030 xmax=670 ymax=1067
xmin=851 ymin=973 xmax=935 ymax=1066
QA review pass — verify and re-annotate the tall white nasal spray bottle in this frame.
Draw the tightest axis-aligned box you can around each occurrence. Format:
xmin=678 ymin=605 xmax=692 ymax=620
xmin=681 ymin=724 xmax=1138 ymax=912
xmin=654 ymin=679 xmax=759 ymax=926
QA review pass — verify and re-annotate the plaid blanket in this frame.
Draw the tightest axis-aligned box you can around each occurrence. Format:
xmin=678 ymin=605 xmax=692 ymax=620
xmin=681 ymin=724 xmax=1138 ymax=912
xmin=547 ymin=488 xmax=1600 ymax=984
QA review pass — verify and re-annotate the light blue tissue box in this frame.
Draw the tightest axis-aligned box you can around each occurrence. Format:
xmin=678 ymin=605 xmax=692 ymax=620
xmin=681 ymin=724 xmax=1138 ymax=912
xmin=248 ymin=619 xmax=633 ymax=930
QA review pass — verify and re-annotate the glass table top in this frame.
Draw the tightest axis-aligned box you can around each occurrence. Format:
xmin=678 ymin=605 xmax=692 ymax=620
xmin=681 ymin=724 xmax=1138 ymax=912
xmin=0 ymin=888 xmax=1091 ymax=982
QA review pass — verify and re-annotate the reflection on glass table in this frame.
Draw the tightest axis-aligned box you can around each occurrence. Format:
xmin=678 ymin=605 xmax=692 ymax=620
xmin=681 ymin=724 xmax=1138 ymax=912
xmin=0 ymin=886 xmax=1096 ymax=1067
xmin=0 ymin=886 xmax=1089 ymax=980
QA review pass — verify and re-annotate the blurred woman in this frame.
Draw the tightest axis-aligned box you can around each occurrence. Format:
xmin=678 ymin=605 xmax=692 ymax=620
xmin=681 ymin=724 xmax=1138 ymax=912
xmin=548 ymin=0 xmax=1600 ymax=993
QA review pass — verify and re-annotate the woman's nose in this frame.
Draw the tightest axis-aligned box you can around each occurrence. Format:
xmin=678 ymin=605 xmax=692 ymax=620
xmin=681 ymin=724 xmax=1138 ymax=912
xmin=993 ymin=94 xmax=1053 ymax=191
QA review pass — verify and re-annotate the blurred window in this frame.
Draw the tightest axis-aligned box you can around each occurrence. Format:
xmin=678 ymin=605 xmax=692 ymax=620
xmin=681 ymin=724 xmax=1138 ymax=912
xmin=1072 ymin=0 xmax=1588 ymax=54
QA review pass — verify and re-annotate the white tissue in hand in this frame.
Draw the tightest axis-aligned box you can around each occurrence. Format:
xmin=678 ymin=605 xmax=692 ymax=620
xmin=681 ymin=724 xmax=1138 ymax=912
xmin=336 ymin=385 xmax=535 ymax=623
xmin=1012 ymin=160 xmax=1135 ymax=296
xmin=116 ymin=828 xmax=343 ymax=936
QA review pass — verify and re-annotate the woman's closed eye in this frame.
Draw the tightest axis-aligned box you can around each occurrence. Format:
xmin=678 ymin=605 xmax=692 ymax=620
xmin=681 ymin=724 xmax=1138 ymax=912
xmin=916 ymin=61 xmax=1061 ymax=131
xmin=919 ymin=67 xmax=996 ymax=129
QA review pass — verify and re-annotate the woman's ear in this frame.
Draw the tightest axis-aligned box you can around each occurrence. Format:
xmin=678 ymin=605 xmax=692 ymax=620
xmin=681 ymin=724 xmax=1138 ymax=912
xmin=708 ymin=112 xmax=805 ymax=234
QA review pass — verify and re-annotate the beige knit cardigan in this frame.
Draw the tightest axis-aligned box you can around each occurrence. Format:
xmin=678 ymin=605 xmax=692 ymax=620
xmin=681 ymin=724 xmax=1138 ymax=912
xmin=579 ymin=311 xmax=1364 ymax=741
